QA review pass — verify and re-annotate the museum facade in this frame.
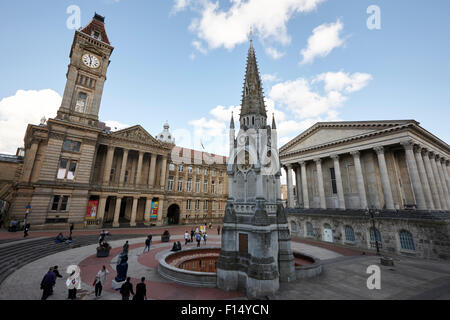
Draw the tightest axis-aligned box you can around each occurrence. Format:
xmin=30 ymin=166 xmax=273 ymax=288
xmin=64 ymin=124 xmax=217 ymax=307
xmin=0 ymin=14 xmax=227 ymax=229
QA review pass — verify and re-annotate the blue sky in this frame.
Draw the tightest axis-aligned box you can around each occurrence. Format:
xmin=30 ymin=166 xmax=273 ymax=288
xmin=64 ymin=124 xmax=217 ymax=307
xmin=0 ymin=0 xmax=449 ymax=156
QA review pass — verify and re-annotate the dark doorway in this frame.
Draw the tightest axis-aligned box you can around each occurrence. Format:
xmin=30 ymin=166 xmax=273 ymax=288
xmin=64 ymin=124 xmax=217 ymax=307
xmin=167 ymin=204 xmax=180 ymax=225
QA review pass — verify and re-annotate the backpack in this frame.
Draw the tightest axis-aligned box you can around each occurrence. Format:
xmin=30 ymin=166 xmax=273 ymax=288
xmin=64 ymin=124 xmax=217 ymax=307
xmin=196 ymin=234 xmax=201 ymax=241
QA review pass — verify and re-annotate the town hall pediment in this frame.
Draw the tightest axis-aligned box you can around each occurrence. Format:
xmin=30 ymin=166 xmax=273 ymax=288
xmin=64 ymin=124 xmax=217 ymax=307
xmin=112 ymin=125 xmax=160 ymax=146
xmin=280 ymin=121 xmax=416 ymax=154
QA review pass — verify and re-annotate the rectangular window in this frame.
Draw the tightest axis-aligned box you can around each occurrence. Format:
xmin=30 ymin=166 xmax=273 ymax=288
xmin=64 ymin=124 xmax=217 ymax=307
xmin=178 ymin=165 xmax=184 ymax=172
xmin=187 ymin=178 xmax=192 ymax=192
xmin=63 ymin=140 xmax=82 ymax=153
xmin=204 ymin=169 xmax=208 ymax=175
xmin=195 ymin=180 xmax=200 ymax=193
xmin=169 ymin=164 xmax=175 ymax=171
xmin=218 ymin=181 xmax=223 ymax=194
xmin=75 ymin=92 xmax=87 ymax=113
xmin=204 ymin=180 xmax=208 ymax=193
xmin=60 ymin=196 xmax=69 ymax=211
xmin=239 ymin=233 xmax=248 ymax=254
xmin=212 ymin=201 xmax=215 ymax=210
xmin=188 ymin=166 xmax=193 ymax=174
xmin=51 ymin=196 xmax=60 ymax=211
xmin=168 ymin=176 xmax=174 ymax=191
xmin=72 ymin=141 xmax=81 ymax=153
xmin=330 ymin=168 xmax=337 ymax=194
xmin=204 ymin=200 xmax=208 ymax=210
xmin=212 ymin=169 xmax=215 ymax=176
xmin=63 ymin=140 xmax=72 ymax=152
xmin=177 ymin=179 xmax=183 ymax=192
xmin=211 ymin=181 xmax=215 ymax=194
xmin=196 ymin=200 xmax=200 ymax=210
xmin=57 ymin=159 xmax=68 ymax=179
xmin=67 ymin=161 xmax=77 ymax=180
xmin=124 ymin=170 xmax=129 ymax=184
xmin=186 ymin=199 xmax=191 ymax=210
xmin=196 ymin=168 xmax=200 ymax=175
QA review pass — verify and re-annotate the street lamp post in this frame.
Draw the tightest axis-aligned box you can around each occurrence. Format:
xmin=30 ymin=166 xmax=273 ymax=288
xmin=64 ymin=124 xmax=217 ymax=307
xmin=368 ymin=207 xmax=380 ymax=256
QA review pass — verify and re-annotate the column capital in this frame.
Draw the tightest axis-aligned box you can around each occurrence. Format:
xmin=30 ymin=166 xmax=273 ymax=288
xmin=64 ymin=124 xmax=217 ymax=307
xmin=373 ymin=146 xmax=385 ymax=155
xmin=413 ymin=144 xmax=423 ymax=154
xmin=350 ymin=150 xmax=360 ymax=157
xmin=107 ymin=145 xmax=115 ymax=151
xmin=313 ymin=158 xmax=322 ymax=164
xmin=400 ymin=140 xmax=414 ymax=150
xmin=286 ymin=164 xmax=293 ymax=169
xmin=420 ymin=147 xmax=429 ymax=157
xmin=330 ymin=154 xmax=340 ymax=160
xmin=299 ymin=161 xmax=307 ymax=166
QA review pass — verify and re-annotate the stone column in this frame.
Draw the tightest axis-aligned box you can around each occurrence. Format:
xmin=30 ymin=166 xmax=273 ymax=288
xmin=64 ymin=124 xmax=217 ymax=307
xmin=113 ymin=197 xmax=122 ymax=227
xmin=401 ymin=141 xmax=427 ymax=210
xmin=285 ymin=165 xmax=294 ymax=208
xmin=442 ymin=160 xmax=450 ymax=195
xmin=144 ymin=198 xmax=152 ymax=224
xmin=351 ymin=151 xmax=368 ymax=209
xmin=119 ymin=149 xmax=129 ymax=186
xmin=437 ymin=157 xmax=450 ymax=209
xmin=422 ymin=149 xmax=441 ymax=210
xmin=300 ymin=161 xmax=309 ymax=209
xmin=136 ymin=151 xmax=144 ymax=186
xmin=103 ymin=146 xmax=115 ymax=185
xmin=414 ymin=146 xmax=434 ymax=210
xmin=130 ymin=197 xmax=139 ymax=227
xmin=430 ymin=152 xmax=447 ymax=210
xmin=97 ymin=195 xmax=108 ymax=221
xmin=160 ymin=156 xmax=168 ymax=190
xmin=374 ymin=147 xmax=395 ymax=210
xmin=148 ymin=153 xmax=157 ymax=187
xmin=21 ymin=140 xmax=39 ymax=183
xmin=314 ymin=158 xmax=327 ymax=209
xmin=157 ymin=198 xmax=164 ymax=226
xmin=331 ymin=154 xmax=346 ymax=210
xmin=295 ymin=166 xmax=303 ymax=207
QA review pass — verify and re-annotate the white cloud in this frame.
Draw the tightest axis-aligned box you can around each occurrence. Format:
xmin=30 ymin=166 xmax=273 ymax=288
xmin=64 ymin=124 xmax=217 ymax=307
xmin=192 ymin=40 xmax=208 ymax=54
xmin=300 ymin=19 xmax=345 ymax=64
xmin=104 ymin=120 xmax=130 ymax=131
xmin=171 ymin=0 xmax=191 ymax=15
xmin=265 ymin=47 xmax=285 ymax=59
xmin=262 ymin=74 xmax=280 ymax=83
xmin=0 ymin=89 xmax=61 ymax=154
xmin=181 ymin=0 xmax=325 ymax=53
xmin=269 ymin=71 xmax=371 ymax=119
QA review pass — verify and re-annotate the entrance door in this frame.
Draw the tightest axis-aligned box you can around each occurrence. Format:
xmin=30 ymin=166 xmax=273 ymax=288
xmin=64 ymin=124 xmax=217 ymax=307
xmin=167 ymin=204 xmax=180 ymax=225
xmin=323 ymin=224 xmax=333 ymax=243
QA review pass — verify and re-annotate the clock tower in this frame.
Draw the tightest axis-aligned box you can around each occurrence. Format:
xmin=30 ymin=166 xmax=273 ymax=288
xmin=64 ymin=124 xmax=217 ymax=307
xmin=56 ymin=13 xmax=114 ymax=127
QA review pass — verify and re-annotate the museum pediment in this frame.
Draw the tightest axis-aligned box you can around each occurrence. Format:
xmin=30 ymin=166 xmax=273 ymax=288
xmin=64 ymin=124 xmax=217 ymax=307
xmin=280 ymin=120 xmax=417 ymax=154
xmin=111 ymin=125 xmax=160 ymax=146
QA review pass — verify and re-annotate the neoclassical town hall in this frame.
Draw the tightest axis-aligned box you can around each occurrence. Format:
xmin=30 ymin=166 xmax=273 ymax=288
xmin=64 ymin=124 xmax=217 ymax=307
xmin=280 ymin=120 xmax=450 ymax=260
xmin=0 ymin=14 xmax=227 ymax=229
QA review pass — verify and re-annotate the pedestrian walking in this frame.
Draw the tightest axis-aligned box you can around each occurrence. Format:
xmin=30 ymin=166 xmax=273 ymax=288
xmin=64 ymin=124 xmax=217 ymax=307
xmin=217 ymin=225 xmax=221 ymax=235
xmin=143 ymin=237 xmax=151 ymax=253
xmin=184 ymin=231 xmax=189 ymax=245
xmin=190 ymin=229 xmax=194 ymax=242
xmin=133 ymin=277 xmax=147 ymax=300
xmin=120 ymin=277 xmax=134 ymax=300
xmin=203 ymin=233 xmax=207 ymax=245
xmin=147 ymin=234 xmax=152 ymax=247
xmin=94 ymin=265 xmax=109 ymax=298
xmin=122 ymin=241 xmax=129 ymax=255
xmin=40 ymin=267 xmax=56 ymax=300
xmin=196 ymin=232 xmax=202 ymax=247
xmin=23 ymin=223 xmax=30 ymax=237
xmin=69 ymin=223 xmax=74 ymax=237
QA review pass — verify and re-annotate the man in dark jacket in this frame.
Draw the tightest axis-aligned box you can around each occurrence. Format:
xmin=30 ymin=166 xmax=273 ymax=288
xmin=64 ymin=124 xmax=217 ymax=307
xmin=120 ymin=277 xmax=134 ymax=300
xmin=41 ymin=267 xmax=56 ymax=300
xmin=143 ymin=237 xmax=151 ymax=253
xmin=133 ymin=277 xmax=147 ymax=300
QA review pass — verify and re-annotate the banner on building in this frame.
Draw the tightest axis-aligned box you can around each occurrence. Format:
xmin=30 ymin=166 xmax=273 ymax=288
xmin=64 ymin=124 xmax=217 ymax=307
xmin=150 ymin=200 xmax=159 ymax=219
xmin=86 ymin=200 xmax=99 ymax=220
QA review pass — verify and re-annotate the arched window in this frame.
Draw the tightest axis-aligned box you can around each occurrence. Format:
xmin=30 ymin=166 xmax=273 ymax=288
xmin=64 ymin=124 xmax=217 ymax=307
xmin=399 ymin=230 xmax=415 ymax=251
xmin=369 ymin=227 xmax=382 ymax=249
xmin=290 ymin=221 xmax=297 ymax=233
xmin=306 ymin=222 xmax=314 ymax=237
xmin=345 ymin=226 xmax=355 ymax=242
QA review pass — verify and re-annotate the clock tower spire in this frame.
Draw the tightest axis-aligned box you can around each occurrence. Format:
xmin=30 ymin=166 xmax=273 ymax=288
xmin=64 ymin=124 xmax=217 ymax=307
xmin=56 ymin=13 xmax=114 ymax=127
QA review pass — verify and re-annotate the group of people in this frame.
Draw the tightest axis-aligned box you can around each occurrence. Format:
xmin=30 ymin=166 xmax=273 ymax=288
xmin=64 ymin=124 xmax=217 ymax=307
xmin=184 ymin=226 xmax=210 ymax=248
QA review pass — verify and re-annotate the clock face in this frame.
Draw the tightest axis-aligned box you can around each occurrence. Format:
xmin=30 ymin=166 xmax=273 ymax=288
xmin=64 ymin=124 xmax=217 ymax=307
xmin=82 ymin=54 xmax=100 ymax=69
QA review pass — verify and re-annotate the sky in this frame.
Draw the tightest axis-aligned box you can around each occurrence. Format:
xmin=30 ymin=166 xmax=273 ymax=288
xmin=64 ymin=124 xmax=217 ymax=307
xmin=0 ymin=0 xmax=449 ymax=159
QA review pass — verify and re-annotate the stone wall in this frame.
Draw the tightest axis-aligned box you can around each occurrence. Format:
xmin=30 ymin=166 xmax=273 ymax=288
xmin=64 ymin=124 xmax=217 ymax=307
xmin=287 ymin=209 xmax=450 ymax=260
